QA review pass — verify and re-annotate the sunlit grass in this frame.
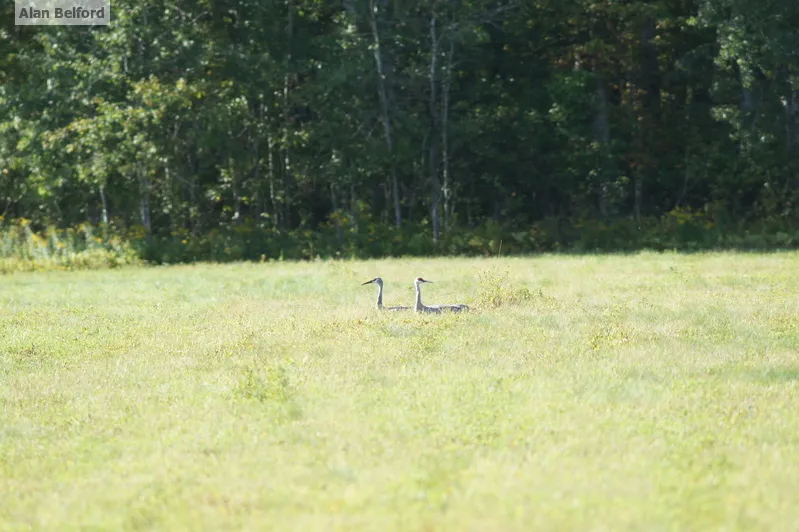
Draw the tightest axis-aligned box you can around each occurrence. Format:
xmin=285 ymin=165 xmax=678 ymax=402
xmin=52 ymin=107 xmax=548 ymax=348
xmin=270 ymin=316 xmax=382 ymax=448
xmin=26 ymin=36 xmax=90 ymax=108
xmin=0 ymin=219 xmax=140 ymax=274
xmin=1 ymin=252 xmax=798 ymax=530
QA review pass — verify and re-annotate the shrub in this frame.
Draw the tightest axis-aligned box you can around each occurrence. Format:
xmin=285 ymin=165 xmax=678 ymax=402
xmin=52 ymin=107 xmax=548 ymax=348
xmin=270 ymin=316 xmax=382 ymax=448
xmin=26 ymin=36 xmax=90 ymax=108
xmin=4 ymin=209 xmax=799 ymax=273
xmin=0 ymin=219 xmax=140 ymax=274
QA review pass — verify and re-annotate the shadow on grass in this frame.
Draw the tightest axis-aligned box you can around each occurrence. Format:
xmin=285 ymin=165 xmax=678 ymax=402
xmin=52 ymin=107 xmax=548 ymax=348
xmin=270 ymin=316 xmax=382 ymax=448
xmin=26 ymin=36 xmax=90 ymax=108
xmin=749 ymin=367 xmax=799 ymax=384
xmin=142 ymin=244 xmax=799 ymax=266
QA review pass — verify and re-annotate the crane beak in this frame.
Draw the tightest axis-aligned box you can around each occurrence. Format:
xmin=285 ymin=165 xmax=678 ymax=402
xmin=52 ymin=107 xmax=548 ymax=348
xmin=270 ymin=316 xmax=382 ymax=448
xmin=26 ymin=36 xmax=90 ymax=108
xmin=361 ymin=279 xmax=374 ymax=285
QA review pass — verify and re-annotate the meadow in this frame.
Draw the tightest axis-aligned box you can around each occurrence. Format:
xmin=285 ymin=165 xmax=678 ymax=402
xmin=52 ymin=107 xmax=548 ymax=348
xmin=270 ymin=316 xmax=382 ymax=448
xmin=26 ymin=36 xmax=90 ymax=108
xmin=1 ymin=252 xmax=798 ymax=531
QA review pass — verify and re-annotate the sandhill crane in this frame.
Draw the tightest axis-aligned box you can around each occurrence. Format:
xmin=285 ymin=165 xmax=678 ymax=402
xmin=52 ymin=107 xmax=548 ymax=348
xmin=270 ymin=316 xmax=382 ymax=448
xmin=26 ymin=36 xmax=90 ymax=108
xmin=413 ymin=277 xmax=469 ymax=313
xmin=361 ymin=277 xmax=411 ymax=311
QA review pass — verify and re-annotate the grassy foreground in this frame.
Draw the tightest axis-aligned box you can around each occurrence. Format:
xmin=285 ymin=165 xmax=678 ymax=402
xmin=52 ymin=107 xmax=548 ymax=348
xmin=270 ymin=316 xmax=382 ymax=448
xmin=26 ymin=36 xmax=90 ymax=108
xmin=1 ymin=252 xmax=798 ymax=530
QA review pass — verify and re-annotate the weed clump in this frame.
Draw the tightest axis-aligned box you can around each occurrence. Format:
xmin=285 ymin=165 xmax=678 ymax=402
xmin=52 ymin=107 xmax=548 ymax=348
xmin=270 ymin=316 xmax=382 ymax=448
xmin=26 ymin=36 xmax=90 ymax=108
xmin=235 ymin=365 xmax=293 ymax=404
xmin=474 ymin=268 xmax=540 ymax=309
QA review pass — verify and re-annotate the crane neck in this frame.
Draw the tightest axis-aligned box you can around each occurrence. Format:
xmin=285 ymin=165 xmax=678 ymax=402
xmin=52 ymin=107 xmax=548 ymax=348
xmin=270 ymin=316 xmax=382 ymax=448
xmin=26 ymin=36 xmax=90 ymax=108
xmin=415 ymin=283 xmax=423 ymax=311
xmin=376 ymin=282 xmax=383 ymax=308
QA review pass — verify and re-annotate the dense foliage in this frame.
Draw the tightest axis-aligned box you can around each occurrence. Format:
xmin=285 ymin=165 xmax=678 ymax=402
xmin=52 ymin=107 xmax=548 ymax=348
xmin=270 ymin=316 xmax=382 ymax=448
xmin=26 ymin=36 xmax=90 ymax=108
xmin=2 ymin=0 xmax=799 ymax=261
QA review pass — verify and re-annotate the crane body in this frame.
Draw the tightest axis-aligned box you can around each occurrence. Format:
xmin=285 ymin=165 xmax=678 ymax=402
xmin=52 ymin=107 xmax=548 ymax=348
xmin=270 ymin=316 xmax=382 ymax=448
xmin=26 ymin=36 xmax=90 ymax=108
xmin=361 ymin=277 xmax=411 ymax=311
xmin=413 ymin=277 xmax=469 ymax=313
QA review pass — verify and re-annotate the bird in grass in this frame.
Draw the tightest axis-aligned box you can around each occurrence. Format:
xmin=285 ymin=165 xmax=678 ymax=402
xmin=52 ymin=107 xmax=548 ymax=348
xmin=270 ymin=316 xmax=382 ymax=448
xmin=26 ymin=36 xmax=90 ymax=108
xmin=361 ymin=277 xmax=411 ymax=311
xmin=413 ymin=277 xmax=469 ymax=313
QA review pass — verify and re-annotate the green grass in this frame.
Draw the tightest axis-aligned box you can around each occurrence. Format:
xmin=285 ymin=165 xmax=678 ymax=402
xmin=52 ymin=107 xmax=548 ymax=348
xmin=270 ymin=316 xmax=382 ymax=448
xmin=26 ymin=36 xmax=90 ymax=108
xmin=1 ymin=252 xmax=798 ymax=531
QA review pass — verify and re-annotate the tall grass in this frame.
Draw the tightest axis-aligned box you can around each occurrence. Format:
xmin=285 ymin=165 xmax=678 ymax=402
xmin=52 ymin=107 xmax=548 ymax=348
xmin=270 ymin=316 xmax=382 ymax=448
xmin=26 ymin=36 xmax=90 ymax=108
xmin=4 ymin=206 xmax=799 ymax=274
xmin=2 ymin=254 xmax=798 ymax=530
xmin=0 ymin=218 xmax=140 ymax=274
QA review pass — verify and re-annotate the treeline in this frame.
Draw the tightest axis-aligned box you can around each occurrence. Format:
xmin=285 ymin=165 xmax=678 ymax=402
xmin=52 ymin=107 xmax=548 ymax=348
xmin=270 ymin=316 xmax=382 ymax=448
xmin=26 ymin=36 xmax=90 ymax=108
xmin=1 ymin=0 xmax=799 ymax=260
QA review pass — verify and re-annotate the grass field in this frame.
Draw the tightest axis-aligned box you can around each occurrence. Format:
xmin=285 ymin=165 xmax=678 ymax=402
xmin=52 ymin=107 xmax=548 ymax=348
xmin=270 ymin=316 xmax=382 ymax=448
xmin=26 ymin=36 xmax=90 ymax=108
xmin=2 ymin=252 xmax=798 ymax=531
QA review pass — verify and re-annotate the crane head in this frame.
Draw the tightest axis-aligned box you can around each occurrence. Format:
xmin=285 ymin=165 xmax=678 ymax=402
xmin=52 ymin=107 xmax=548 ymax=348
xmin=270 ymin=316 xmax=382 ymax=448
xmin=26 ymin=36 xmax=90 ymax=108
xmin=361 ymin=277 xmax=383 ymax=286
xmin=415 ymin=277 xmax=433 ymax=283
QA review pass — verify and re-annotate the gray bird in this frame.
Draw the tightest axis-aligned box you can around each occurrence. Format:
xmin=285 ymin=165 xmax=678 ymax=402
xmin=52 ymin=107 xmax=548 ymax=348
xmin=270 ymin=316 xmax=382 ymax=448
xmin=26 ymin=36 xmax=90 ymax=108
xmin=361 ymin=277 xmax=411 ymax=311
xmin=413 ymin=277 xmax=469 ymax=313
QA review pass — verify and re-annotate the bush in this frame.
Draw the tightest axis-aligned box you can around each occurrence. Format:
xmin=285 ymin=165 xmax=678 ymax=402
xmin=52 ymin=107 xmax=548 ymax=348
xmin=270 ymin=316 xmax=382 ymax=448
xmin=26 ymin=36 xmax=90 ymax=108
xmin=0 ymin=218 xmax=141 ymax=274
xmin=4 ymin=209 xmax=799 ymax=274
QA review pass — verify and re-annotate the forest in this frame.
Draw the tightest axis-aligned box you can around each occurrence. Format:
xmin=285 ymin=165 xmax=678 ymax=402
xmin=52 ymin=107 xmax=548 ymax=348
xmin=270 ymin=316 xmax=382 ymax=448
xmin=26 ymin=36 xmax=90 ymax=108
xmin=2 ymin=0 xmax=799 ymax=263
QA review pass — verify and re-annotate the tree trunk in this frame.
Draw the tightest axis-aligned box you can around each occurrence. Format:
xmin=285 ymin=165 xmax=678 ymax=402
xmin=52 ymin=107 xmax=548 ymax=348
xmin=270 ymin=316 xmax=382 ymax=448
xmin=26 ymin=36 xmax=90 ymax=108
xmin=251 ymin=109 xmax=261 ymax=220
xmin=641 ymin=18 xmax=661 ymax=123
xmin=410 ymin=134 xmax=427 ymax=221
xmin=232 ymin=158 xmax=241 ymax=224
xmin=591 ymin=9 xmax=613 ymax=218
xmin=98 ymin=184 xmax=108 ymax=225
xmin=595 ymin=76 xmax=612 ymax=218
xmin=634 ymin=178 xmax=642 ymax=220
xmin=441 ymin=37 xmax=454 ymax=232
xmin=164 ymin=166 xmax=176 ymax=233
xmin=138 ymin=169 xmax=151 ymax=234
xmin=350 ymin=183 xmax=359 ymax=233
xmin=786 ymin=89 xmax=798 ymax=150
xmin=186 ymin=139 xmax=200 ymax=235
xmin=282 ymin=0 xmax=294 ymax=230
xmin=368 ymin=0 xmax=402 ymax=228
xmin=331 ymin=183 xmax=343 ymax=248
xmin=268 ymin=133 xmax=278 ymax=229
xmin=634 ymin=15 xmax=661 ymax=220
xmin=793 ymin=90 xmax=799 ymax=149
xmin=429 ymin=14 xmax=440 ymax=244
